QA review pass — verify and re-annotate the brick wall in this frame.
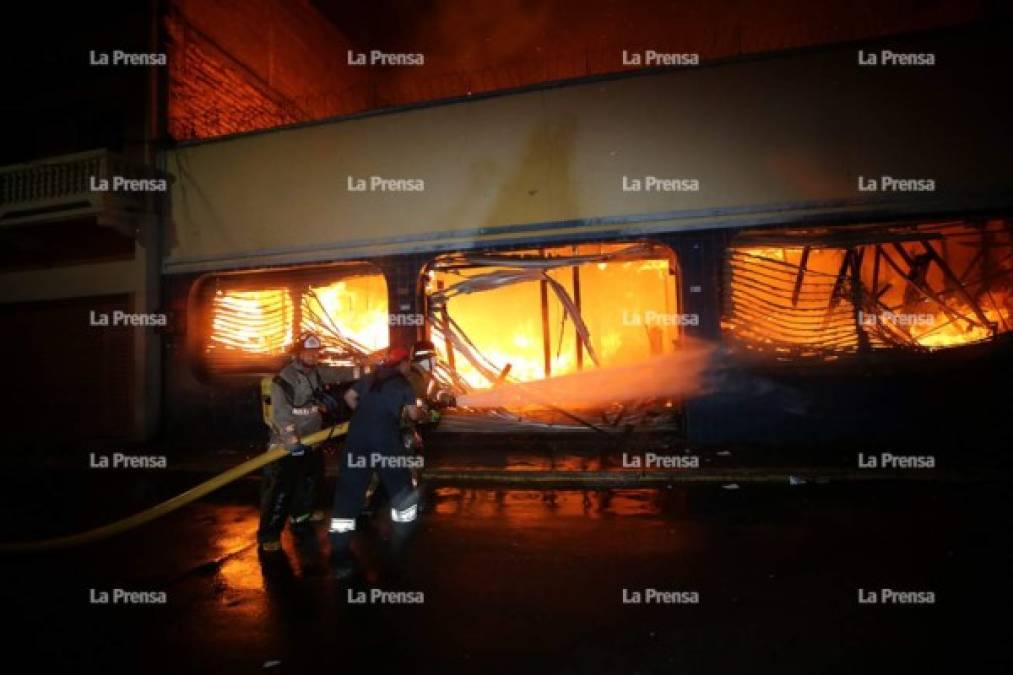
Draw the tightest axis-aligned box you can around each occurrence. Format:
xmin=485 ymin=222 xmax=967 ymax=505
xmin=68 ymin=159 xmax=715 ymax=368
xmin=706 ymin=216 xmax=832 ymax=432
xmin=167 ymin=0 xmax=987 ymax=141
xmin=167 ymin=0 xmax=365 ymax=140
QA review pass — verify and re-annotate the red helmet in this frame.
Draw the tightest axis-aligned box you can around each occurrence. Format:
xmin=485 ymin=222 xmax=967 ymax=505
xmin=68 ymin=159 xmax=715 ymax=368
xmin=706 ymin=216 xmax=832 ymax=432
xmin=384 ymin=346 xmax=410 ymax=366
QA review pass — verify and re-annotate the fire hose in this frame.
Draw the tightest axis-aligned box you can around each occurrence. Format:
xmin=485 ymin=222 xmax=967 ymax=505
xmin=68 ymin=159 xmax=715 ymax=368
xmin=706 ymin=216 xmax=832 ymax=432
xmin=0 ymin=380 xmax=608 ymax=553
xmin=0 ymin=423 xmax=348 ymax=554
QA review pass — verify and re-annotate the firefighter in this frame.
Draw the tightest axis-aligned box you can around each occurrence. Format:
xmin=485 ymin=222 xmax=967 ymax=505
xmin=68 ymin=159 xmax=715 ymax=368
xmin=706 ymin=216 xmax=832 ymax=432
xmin=401 ymin=338 xmax=456 ymax=457
xmin=257 ymin=332 xmax=336 ymax=552
xmin=406 ymin=338 xmax=456 ymax=409
xmin=361 ymin=339 xmax=455 ymax=506
xmin=329 ymin=346 xmax=426 ymax=577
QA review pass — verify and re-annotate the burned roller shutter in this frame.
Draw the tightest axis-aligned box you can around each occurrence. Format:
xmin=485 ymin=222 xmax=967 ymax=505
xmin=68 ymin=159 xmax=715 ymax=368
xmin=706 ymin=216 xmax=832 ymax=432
xmin=191 ymin=262 xmax=389 ymax=376
xmin=722 ymin=219 xmax=1013 ymax=360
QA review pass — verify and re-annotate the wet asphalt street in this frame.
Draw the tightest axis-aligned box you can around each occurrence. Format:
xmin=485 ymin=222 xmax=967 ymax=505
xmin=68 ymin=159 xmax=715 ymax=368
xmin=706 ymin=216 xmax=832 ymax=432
xmin=0 ymin=468 xmax=1010 ymax=674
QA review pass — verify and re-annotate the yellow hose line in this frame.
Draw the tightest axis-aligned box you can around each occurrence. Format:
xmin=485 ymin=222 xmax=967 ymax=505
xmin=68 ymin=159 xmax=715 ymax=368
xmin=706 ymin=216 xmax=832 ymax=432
xmin=0 ymin=422 xmax=348 ymax=554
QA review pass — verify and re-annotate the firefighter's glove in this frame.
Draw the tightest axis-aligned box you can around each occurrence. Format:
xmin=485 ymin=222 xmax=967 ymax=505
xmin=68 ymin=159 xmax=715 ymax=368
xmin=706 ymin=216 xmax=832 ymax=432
xmin=316 ymin=391 xmax=341 ymax=416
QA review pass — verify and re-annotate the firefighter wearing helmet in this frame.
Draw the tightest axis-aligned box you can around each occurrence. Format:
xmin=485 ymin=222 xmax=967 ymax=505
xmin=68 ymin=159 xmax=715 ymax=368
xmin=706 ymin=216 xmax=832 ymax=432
xmin=328 ymin=345 xmax=427 ymax=578
xmin=399 ymin=339 xmax=456 ymax=453
xmin=359 ymin=338 xmax=457 ymax=518
xmin=257 ymin=332 xmax=337 ymax=552
xmin=407 ymin=339 xmax=456 ymax=409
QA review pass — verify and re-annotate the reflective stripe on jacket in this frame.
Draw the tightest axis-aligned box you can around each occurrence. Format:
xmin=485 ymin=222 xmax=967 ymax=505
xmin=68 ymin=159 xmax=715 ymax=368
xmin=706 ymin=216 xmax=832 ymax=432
xmin=269 ymin=360 xmax=325 ymax=451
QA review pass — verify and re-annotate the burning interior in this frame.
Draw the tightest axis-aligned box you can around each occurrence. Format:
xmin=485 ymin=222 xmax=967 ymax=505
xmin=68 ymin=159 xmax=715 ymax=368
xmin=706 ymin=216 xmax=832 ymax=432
xmin=196 ymin=263 xmax=389 ymax=374
xmin=189 ymin=220 xmax=1013 ymax=433
xmin=723 ymin=219 xmax=1013 ymax=360
xmin=424 ymin=242 xmax=682 ymax=388
xmin=192 ymin=242 xmax=688 ymax=431
xmin=421 ymin=242 xmax=690 ymax=430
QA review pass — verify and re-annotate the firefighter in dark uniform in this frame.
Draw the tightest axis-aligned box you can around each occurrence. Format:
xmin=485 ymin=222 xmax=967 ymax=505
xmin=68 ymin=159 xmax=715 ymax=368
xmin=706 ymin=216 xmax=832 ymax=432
xmin=258 ymin=332 xmax=335 ymax=552
xmin=329 ymin=346 xmax=426 ymax=576
xmin=362 ymin=339 xmax=455 ymax=501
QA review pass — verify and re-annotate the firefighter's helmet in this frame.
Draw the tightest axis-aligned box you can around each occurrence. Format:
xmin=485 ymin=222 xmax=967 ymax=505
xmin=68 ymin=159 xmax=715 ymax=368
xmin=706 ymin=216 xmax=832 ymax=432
xmin=293 ymin=332 xmax=323 ymax=352
xmin=383 ymin=346 xmax=410 ymax=366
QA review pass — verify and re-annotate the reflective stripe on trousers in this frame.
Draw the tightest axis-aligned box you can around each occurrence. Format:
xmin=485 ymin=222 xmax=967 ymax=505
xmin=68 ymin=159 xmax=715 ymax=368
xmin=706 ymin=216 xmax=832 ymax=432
xmin=391 ymin=504 xmax=417 ymax=523
xmin=329 ymin=518 xmax=356 ymax=533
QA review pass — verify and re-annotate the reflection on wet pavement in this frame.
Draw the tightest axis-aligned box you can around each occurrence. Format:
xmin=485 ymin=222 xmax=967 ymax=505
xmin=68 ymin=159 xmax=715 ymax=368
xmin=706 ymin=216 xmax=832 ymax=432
xmin=1 ymin=480 xmax=1009 ymax=673
xmin=431 ymin=487 xmax=668 ymax=518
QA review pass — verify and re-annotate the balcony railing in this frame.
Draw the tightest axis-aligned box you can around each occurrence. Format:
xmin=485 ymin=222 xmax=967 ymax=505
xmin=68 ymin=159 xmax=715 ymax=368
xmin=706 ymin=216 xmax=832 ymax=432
xmin=0 ymin=149 xmax=167 ymax=233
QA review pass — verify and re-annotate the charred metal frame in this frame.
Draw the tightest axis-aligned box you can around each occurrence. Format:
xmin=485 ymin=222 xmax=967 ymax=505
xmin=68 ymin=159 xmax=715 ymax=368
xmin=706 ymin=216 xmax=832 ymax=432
xmin=722 ymin=220 xmax=1011 ymax=360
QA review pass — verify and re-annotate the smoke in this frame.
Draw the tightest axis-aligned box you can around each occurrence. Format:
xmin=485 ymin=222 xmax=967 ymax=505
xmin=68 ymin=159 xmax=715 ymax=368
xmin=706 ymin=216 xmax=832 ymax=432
xmin=457 ymin=338 xmax=717 ymax=409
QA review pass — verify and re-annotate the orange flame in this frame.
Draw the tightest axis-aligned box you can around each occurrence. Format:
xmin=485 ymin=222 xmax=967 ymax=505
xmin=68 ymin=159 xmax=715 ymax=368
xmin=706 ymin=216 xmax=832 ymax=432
xmin=431 ymin=245 xmax=680 ymax=389
xmin=206 ymin=274 xmax=389 ymax=367
xmin=726 ymin=222 xmax=1013 ymax=356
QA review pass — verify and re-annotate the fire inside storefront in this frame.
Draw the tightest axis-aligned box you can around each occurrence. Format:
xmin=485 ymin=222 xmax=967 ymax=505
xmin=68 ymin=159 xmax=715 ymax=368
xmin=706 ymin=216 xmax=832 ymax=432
xmin=2 ymin=3 xmax=1012 ymax=672
xmin=175 ymin=218 xmax=1013 ymax=447
xmin=157 ymin=24 xmax=1013 ymax=449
